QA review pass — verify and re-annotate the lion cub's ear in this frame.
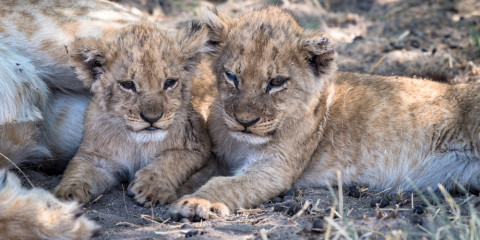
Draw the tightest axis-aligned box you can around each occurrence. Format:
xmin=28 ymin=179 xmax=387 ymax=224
xmin=300 ymin=33 xmax=336 ymax=77
xmin=69 ymin=38 xmax=109 ymax=89
xmin=177 ymin=21 xmax=214 ymax=71
xmin=200 ymin=7 xmax=232 ymax=54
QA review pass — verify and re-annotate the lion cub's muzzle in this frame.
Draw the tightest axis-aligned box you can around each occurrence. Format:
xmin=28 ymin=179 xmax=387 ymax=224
xmin=234 ymin=114 xmax=260 ymax=134
xmin=225 ymin=111 xmax=278 ymax=138
xmin=140 ymin=112 xmax=163 ymax=130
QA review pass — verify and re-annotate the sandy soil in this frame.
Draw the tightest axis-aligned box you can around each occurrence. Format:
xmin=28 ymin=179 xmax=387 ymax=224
xmin=18 ymin=0 xmax=480 ymax=239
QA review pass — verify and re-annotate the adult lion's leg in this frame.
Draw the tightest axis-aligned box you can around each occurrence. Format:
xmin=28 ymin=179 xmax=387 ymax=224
xmin=0 ymin=169 xmax=100 ymax=239
xmin=0 ymin=121 xmax=51 ymax=168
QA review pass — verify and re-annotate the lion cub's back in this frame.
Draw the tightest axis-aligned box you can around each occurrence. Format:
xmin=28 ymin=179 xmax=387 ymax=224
xmin=298 ymin=72 xmax=476 ymax=191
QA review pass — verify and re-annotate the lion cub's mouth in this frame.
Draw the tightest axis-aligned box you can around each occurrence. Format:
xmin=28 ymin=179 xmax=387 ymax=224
xmin=145 ymin=126 xmax=160 ymax=131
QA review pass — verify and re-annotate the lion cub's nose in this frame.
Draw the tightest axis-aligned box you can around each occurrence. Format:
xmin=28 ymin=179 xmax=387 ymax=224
xmin=140 ymin=112 xmax=163 ymax=124
xmin=234 ymin=114 xmax=260 ymax=128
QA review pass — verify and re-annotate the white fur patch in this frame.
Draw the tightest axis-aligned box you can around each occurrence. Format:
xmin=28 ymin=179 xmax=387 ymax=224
xmin=0 ymin=43 xmax=49 ymax=124
xmin=131 ymin=130 xmax=168 ymax=143
xmin=229 ymin=131 xmax=270 ymax=145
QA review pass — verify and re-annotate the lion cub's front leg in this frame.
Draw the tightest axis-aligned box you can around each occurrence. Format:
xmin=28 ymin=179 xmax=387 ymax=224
xmin=54 ymin=153 xmax=118 ymax=203
xmin=169 ymin=155 xmax=301 ymax=220
xmin=128 ymin=150 xmax=207 ymax=207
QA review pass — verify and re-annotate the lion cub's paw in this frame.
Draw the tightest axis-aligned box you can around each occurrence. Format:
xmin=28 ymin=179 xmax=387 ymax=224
xmin=169 ymin=196 xmax=231 ymax=221
xmin=128 ymin=169 xmax=177 ymax=207
xmin=53 ymin=181 xmax=93 ymax=203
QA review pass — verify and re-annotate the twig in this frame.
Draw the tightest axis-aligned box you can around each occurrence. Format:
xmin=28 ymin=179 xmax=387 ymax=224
xmin=141 ymin=214 xmax=168 ymax=224
xmin=289 ymin=200 xmax=311 ymax=222
xmin=337 ymin=170 xmax=343 ymax=216
xmin=115 ymin=222 xmax=139 ymax=227
xmin=236 ymin=208 xmax=264 ymax=214
xmin=324 ymin=204 xmax=336 ymax=240
xmin=91 ymin=194 xmax=103 ymax=204
xmin=121 ymin=184 xmax=129 ymax=217
xmin=154 ymin=229 xmax=191 ymax=235
xmin=368 ymin=55 xmax=386 ymax=74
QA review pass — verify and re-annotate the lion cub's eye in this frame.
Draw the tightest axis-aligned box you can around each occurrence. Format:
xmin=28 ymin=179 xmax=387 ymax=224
xmin=164 ymin=79 xmax=178 ymax=90
xmin=266 ymin=77 xmax=288 ymax=93
xmin=120 ymin=81 xmax=136 ymax=92
xmin=224 ymin=72 xmax=238 ymax=88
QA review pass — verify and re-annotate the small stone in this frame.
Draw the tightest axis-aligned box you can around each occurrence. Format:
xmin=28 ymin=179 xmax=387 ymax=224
xmin=179 ymin=217 xmax=190 ymax=223
xmin=271 ymin=197 xmax=282 ymax=203
xmin=180 ymin=224 xmax=193 ymax=229
xmin=284 ymin=189 xmax=295 ymax=198
xmin=192 ymin=215 xmax=202 ymax=222
xmin=353 ymin=36 xmax=363 ymax=42
xmin=410 ymin=39 xmax=420 ymax=48
xmin=370 ymin=198 xmax=389 ymax=208
xmin=410 ymin=214 xmax=423 ymax=225
xmin=347 ymin=186 xmax=361 ymax=198
xmin=273 ymin=204 xmax=284 ymax=212
xmin=312 ymin=218 xmax=324 ymax=230
xmin=413 ymin=205 xmax=424 ymax=215
xmin=185 ymin=229 xmax=199 ymax=238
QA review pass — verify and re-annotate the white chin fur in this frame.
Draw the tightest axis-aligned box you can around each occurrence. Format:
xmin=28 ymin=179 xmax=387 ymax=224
xmin=229 ymin=131 xmax=270 ymax=145
xmin=131 ymin=130 xmax=168 ymax=143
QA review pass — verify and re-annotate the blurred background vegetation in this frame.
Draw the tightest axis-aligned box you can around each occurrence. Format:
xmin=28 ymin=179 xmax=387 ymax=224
xmin=111 ymin=0 xmax=480 ymax=83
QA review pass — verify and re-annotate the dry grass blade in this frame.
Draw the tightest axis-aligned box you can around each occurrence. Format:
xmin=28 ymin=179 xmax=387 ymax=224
xmin=141 ymin=214 xmax=168 ymax=224
xmin=236 ymin=208 xmax=264 ymax=214
xmin=324 ymin=217 xmax=353 ymax=240
xmin=0 ymin=152 xmax=34 ymax=188
xmin=91 ymin=194 xmax=103 ymax=204
xmin=337 ymin=170 xmax=343 ymax=216
xmin=115 ymin=222 xmax=139 ymax=227
xmin=324 ymin=203 xmax=336 ymax=240
xmin=368 ymin=55 xmax=386 ymax=73
xmin=438 ymin=184 xmax=459 ymax=216
xmin=154 ymin=229 xmax=191 ymax=235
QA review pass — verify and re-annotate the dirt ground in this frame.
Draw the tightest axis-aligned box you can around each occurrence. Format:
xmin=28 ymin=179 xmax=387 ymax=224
xmin=19 ymin=0 xmax=480 ymax=239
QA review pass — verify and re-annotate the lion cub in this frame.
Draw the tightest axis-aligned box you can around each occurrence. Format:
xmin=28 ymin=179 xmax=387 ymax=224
xmin=0 ymin=169 xmax=100 ymax=239
xmin=53 ymin=22 xmax=211 ymax=207
xmin=169 ymin=7 xmax=480 ymax=220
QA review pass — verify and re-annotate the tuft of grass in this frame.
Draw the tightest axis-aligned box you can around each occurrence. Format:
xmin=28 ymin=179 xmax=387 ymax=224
xmin=408 ymin=178 xmax=480 ymax=240
xmin=323 ymin=174 xmax=480 ymax=239
xmin=172 ymin=0 xmax=200 ymax=16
